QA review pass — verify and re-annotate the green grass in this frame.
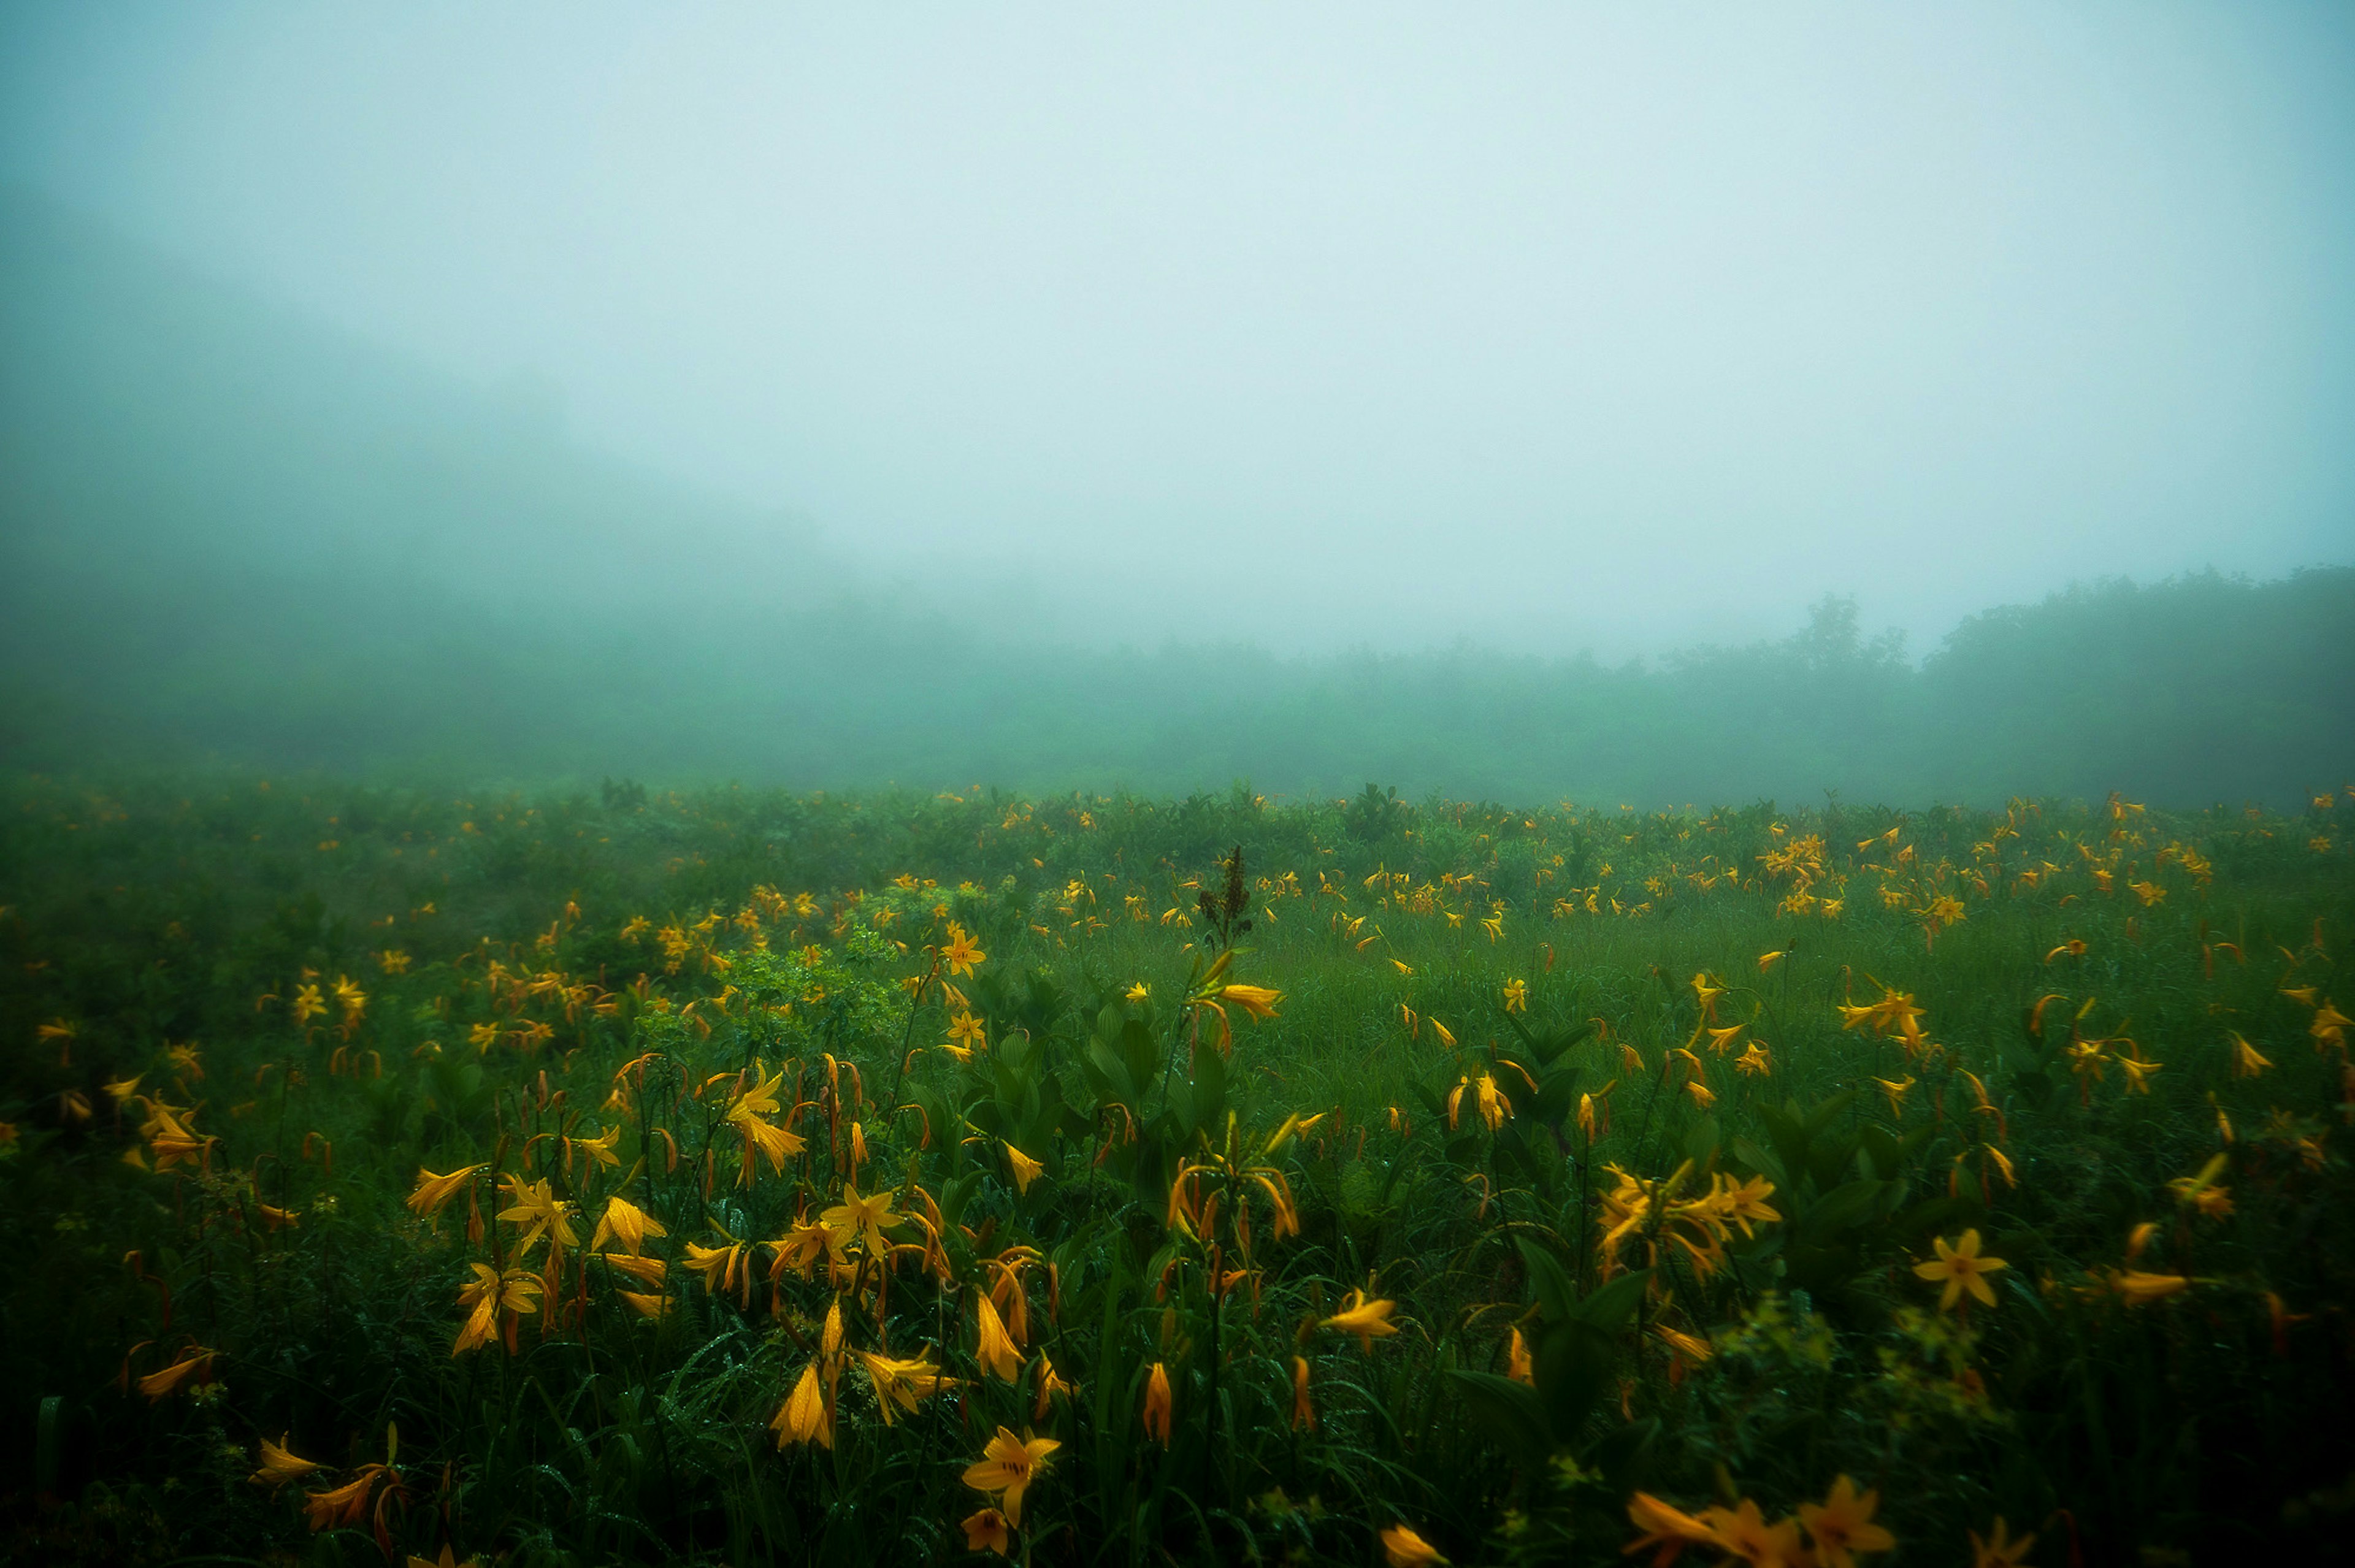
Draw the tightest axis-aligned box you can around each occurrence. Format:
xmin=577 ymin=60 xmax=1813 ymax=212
xmin=2 ymin=773 xmax=2351 ymax=1565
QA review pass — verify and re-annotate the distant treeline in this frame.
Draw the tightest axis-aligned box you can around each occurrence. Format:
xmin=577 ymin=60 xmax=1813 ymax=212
xmin=2 ymin=191 xmax=2350 ymax=806
xmin=4 ymin=561 xmax=2348 ymax=810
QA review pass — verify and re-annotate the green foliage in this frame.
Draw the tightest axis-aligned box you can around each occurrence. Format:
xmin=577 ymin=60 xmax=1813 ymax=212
xmin=2 ymin=774 xmax=2352 ymax=1564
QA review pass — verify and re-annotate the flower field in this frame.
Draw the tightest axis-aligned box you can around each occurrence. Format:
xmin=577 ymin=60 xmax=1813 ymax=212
xmin=4 ymin=774 xmax=2351 ymax=1565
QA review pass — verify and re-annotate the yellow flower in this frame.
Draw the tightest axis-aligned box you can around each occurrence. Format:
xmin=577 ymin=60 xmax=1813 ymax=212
xmin=1142 ymin=1361 xmax=1173 ymax=1445
xmin=405 ymin=1158 xmax=483 ymax=1224
xmin=454 ymin=1264 xmax=543 ymax=1355
xmin=1125 ymin=982 xmax=1151 ymax=1002
xmin=1320 ymin=1288 xmax=1399 ymax=1353
xmin=1969 ymin=1516 xmax=2036 ymax=1567
xmin=573 ymin=1122 xmax=624 ymax=1169
xmin=976 ymin=1291 xmax=1022 ymax=1382
xmin=1699 ymin=1499 xmax=1807 ymax=1567
xmin=1032 ymin=1353 xmax=1078 ymax=1423
xmin=962 ymin=1507 xmax=1011 ymax=1556
xmin=1625 ymin=1492 xmax=1728 ymax=1561
xmin=682 ymin=1240 xmax=752 ymax=1298
xmin=1913 ymin=1230 xmax=2008 ymax=1312
xmin=1219 ymin=983 xmax=1282 ymax=1020
xmin=589 ymin=1195 xmax=667 ymax=1255
xmin=1380 ymin=1523 xmax=1449 ymax=1566
xmin=1290 ymin=1355 xmax=1317 ymax=1431
xmin=1797 ymin=1475 xmax=1896 ymax=1567
xmin=250 ymin=1432 xmax=326 ymax=1488
xmin=1447 ymin=1072 xmax=1513 ymax=1133
xmin=942 ymin=923 xmax=987 ymax=976
xmin=304 ymin=1470 xmax=382 ymax=1532
xmin=766 ymin=1217 xmax=843 ymax=1280
xmin=820 ymin=1183 xmax=901 ymax=1257
xmin=1003 ymin=1141 xmax=1044 ymax=1196
xmin=404 ymin=1547 xmax=481 ymax=1568
xmin=495 ymin=1176 xmax=579 ymax=1257
xmin=1757 ymin=949 xmax=1787 ymax=972
xmin=137 ymin=1347 xmax=217 ymax=1402
xmin=1506 ymin=1326 xmax=1534 ymax=1385
xmin=772 ymin=1361 xmax=833 ymax=1449
xmin=857 ymin=1349 xmax=955 ymax=1424
xmin=2167 ymin=1153 xmax=2233 ymax=1218
xmin=2228 ymin=1031 xmax=2272 ymax=1078
xmin=1501 ymin=978 xmax=1528 ymax=1014
xmin=961 ymin=1426 xmax=1060 ymax=1528
xmin=1652 ymin=1324 xmax=1713 ymax=1364
xmin=726 ymin=1063 xmax=807 ymax=1180
xmin=602 ymin=1251 xmax=668 ymax=1288
xmin=2110 ymin=1269 xmax=2192 ymax=1307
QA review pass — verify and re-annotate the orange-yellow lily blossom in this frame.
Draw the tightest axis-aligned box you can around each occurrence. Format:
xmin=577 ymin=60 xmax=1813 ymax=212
xmin=404 ymin=1548 xmax=480 ymax=1568
xmin=602 ymin=1252 xmax=667 ymax=1290
xmin=1625 ymin=1491 xmax=1728 ymax=1565
xmin=1797 ymin=1475 xmax=1896 ymax=1568
xmin=1032 ymin=1353 xmax=1078 ymax=1423
xmin=773 ymin=1361 xmax=832 ymax=1448
xmin=1701 ymin=1499 xmax=1806 ymax=1567
xmin=454 ymin=1264 xmax=543 ymax=1355
xmin=1142 ymin=1361 xmax=1173 ymax=1445
xmin=1913 ymin=1230 xmax=2007 ymax=1312
xmin=589 ymin=1195 xmax=666 ymax=1255
xmin=1290 ymin=1355 xmax=1317 ymax=1431
xmin=961 ymin=1426 xmax=1060 ymax=1528
xmin=251 ymin=1432 xmax=326 ymax=1488
xmin=962 ymin=1507 xmax=1011 ymax=1556
xmin=1446 ymin=1072 xmax=1511 ymax=1132
xmin=1219 ymin=983 xmax=1282 ymax=1022
xmin=976 ymin=1291 xmax=1022 ymax=1382
xmin=821 ymin=1184 xmax=900 ymax=1258
xmin=1320 ymin=1288 xmax=1399 ymax=1353
xmin=304 ymin=1471 xmax=386 ymax=1533
xmin=1969 ymin=1517 xmax=2036 ymax=1567
xmin=858 ymin=1348 xmax=955 ymax=1424
xmin=495 ymin=1176 xmax=579 ymax=1258
xmin=941 ymin=923 xmax=986 ymax=975
xmin=2168 ymin=1153 xmax=2233 ymax=1218
xmin=1380 ymin=1523 xmax=1450 ymax=1566
xmin=2110 ymin=1269 xmax=2192 ymax=1307
xmin=138 ymin=1347 xmax=217 ymax=1402
xmin=1003 ymin=1141 xmax=1044 ymax=1196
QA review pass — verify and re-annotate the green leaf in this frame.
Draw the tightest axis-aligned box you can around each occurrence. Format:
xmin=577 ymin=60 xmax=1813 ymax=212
xmin=1801 ymin=1177 xmax=1886 ymax=1239
xmin=1515 ymin=1236 xmax=1579 ymax=1321
xmin=1572 ymin=1268 xmax=1650 ymax=1331
xmin=1448 ymin=1369 xmax=1555 ymax=1470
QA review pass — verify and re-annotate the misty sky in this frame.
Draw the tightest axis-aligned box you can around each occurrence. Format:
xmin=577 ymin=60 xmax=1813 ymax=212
xmin=4 ymin=2 xmax=2351 ymax=656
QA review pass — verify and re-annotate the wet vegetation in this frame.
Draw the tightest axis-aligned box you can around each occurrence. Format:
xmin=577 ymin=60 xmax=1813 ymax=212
xmin=4 ymin=776 xmax=2353 ymax=1564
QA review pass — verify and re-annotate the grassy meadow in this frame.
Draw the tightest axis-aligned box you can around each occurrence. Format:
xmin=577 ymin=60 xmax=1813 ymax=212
xmin=4 ymin=773 xmax=2353 ymax=1566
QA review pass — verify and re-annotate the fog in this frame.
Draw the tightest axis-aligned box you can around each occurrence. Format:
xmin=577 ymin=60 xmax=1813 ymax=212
xmin=1 ymin=6 xmax=2351 ymax=803
xmin=6 ymin=2 xmax=2350 ymax=657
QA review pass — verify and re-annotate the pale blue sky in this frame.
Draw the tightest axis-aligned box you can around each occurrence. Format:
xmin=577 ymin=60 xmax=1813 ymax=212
xmin=4 ymin=2 xmax=2350 ymax=654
